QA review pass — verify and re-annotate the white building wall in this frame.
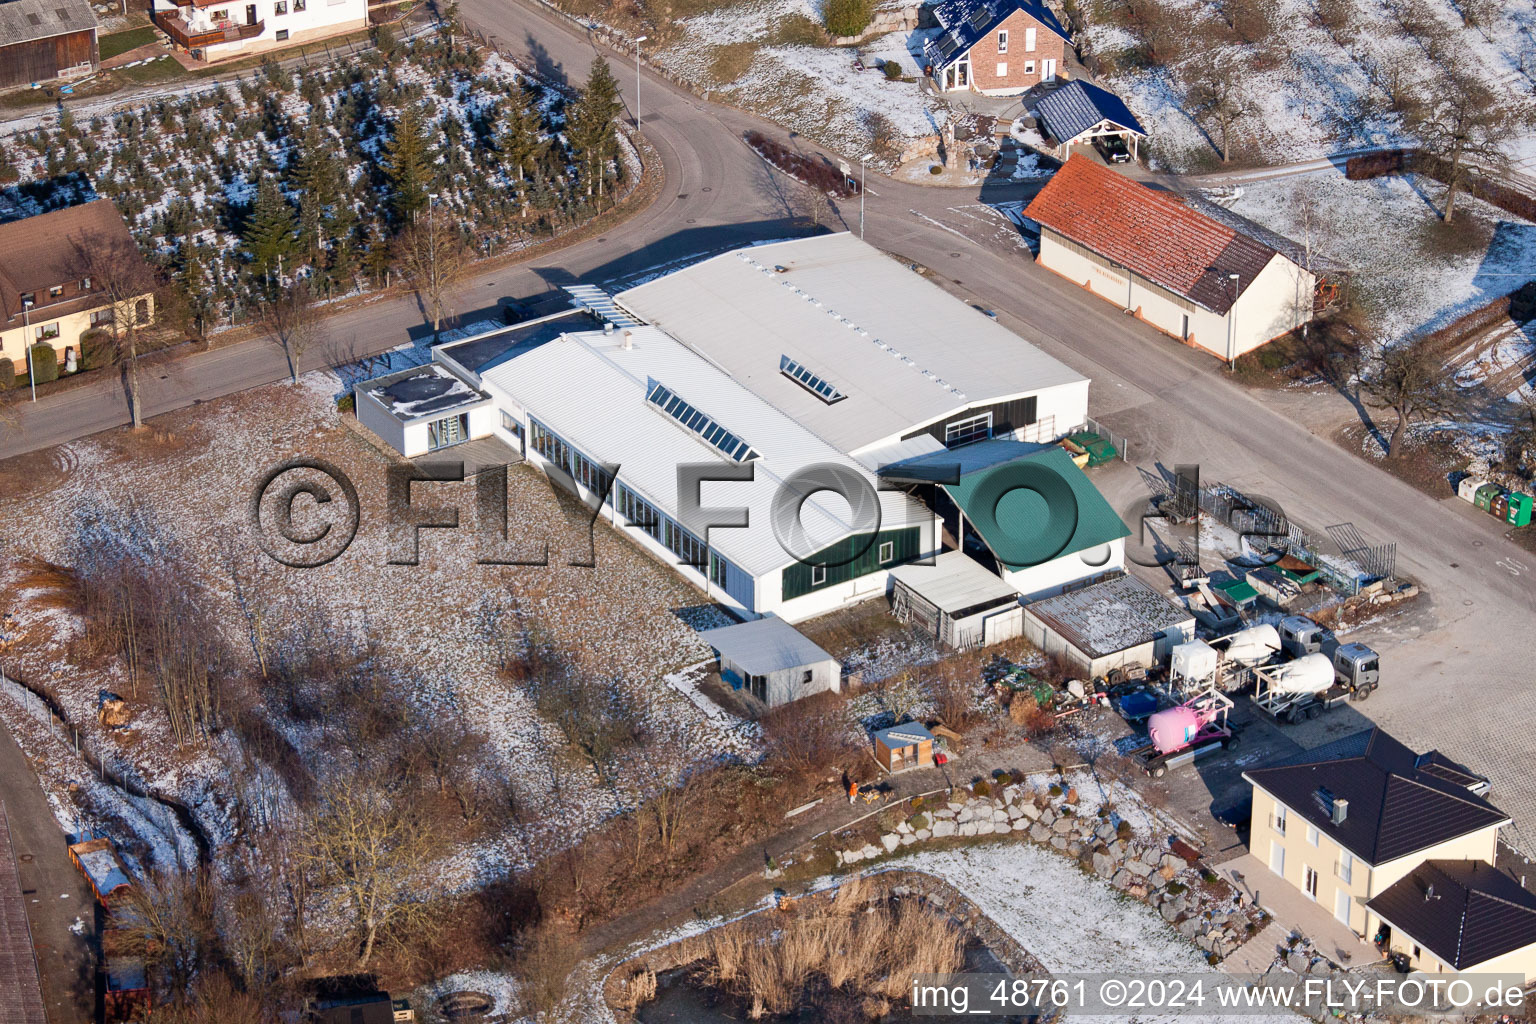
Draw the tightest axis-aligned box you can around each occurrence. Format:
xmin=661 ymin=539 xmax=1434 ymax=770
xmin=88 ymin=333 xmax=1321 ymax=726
xmin=164 ymin=0 xmax=365 ymax=56
xmin=355 ymin=388 xmax=407 ymax=454
xmin=1002 ymin=536 xmax=1125 ymax=601
xmin=1231 ymin=254 xmax=1316 ymax=357
xmin=1037 ymin=231 xmax=1315 ymax=361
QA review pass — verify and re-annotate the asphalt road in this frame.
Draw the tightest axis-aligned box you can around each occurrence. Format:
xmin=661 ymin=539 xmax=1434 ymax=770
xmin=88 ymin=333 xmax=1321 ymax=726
xmin=2 ymin=0 xmax=1534 ymax=849
xmin=0 ymin=719 xmax=96 ymax=1022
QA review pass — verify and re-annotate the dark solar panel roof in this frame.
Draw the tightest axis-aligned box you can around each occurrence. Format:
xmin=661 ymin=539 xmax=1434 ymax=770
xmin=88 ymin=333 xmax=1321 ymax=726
xmin=1368 ymin=860 xmax=1536 ymax=970
xmin=923 ymin=0 xmax=1071 ymax=74
xmin=1036 ymin=79 xmax=1147 ymax=144
xmin=1244 ymin=728 xmax=1509 ymax=865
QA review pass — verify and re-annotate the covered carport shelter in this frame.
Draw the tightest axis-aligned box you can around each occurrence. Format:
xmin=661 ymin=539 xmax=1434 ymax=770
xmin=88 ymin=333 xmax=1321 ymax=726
xmin=1035 ymin=79 xmax=1147 ymax=161
xmin=701 ymin=616 xmax=841 ymax=707
xmin=1022 ymin=572 xmax=1195 ymax=678
xmin=889 ymin=551 xmax=1022 ymax=649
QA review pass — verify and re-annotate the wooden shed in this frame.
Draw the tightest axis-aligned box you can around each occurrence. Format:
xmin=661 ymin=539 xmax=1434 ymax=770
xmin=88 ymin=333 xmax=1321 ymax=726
xmin=873 ymin=722 xmax=935 ymax=773
xmin=0 ymin=0 xmax=98 ymax=91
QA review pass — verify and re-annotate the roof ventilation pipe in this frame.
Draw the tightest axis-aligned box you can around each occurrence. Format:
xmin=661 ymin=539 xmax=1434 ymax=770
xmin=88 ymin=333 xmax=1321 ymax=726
xmin=622 ymin=329 xmax=634 ymax=350
xmin=605 ymin=322 xmax=614 ymax=335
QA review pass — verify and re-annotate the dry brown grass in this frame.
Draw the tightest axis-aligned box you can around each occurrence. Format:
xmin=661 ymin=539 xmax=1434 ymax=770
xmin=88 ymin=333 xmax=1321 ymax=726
xmin=9 ymin=556 xmax=82 ymax=612
xmin=682 ymin=881 xmax=966 ymax=1017
xmin=707 ymin=41 xmax=759 ymax=86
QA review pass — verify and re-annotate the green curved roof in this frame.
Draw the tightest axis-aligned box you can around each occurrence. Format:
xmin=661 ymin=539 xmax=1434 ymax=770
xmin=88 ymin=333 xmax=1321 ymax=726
xmin=898 ymin=440 xmax=1131 ymax=572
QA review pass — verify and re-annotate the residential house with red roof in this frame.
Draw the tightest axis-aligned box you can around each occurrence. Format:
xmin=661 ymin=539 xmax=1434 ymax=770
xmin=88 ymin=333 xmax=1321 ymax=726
xmin=923 ymin=0 xmax=1071 ymax=95
xmin=1023 ymin=156 xmax=1318 ymax=362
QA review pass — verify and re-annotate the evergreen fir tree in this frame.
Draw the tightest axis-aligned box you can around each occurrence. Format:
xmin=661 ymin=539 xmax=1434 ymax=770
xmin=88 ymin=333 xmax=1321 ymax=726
xmin=497 ymin=81 xmax=545 ymax=184
xmin=566 ymin=57 xmax=622 ymax=203
xmin=290 ymin=123 xmax=344 ymax=258
xmin=243 ymin=177 xmax=299 ymax=282
xmin=384 ymin=105 xmax=434 ymax=225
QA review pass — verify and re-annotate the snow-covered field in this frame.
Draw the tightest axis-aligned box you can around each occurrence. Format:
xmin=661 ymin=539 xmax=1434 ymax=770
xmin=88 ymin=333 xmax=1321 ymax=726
xmin=654 ymin=0 xmax=945 ymax=158
xmin=0 ymin=366 xmax=750 ymax=888
xmin=1081 ymin=0 xmax=1536 ymax=172
xmin=1207 ymin=170 xmax=1536 ymax=342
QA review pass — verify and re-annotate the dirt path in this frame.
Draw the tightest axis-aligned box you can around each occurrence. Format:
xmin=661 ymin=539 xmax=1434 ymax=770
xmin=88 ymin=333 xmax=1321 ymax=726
xmin=578 ymin=737 xmax=1056 ymax=960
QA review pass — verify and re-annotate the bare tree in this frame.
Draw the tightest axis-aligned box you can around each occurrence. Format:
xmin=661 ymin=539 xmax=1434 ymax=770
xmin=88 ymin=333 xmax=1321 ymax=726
xmin=1406 ymin=72 xmax=1520 ymax=223
xmin=1359 ymin=335 xmax=1455 ymax=458
xmin=1187 ymin=64 xmax=1253 ymax=163
xmin=393 ymin=209 xmax=472 ymax=335
xmin=299 ymin=777 xmax=434 ymax=968
xmin=68 ymin=231 xmax=157 ymax=428
xmin=797 ymin=181 xmax=831 ymax=229
xmin=255 ymin=279 xmax=323 ymax=384
xmin=113 ymin=870 xmax=218 ymax=994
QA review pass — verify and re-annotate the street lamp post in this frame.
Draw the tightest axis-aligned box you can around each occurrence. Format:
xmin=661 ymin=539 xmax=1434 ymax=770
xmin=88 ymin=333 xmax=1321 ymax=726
xmin=23 ymin=298 xmax=35 ymax=402
xmin=428 ymin=192 xmax=439 ymax=335
xmin=859 ymin=152 xmax=874 ymax=239
xmin=634 ymin=36 xmax=648 ymax=128
xmin=1226 ymin=272 xmax=1240 ymax=370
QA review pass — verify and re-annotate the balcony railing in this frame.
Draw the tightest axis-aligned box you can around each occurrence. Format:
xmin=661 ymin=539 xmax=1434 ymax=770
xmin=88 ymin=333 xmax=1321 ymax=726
xmin=154 ymin=10 xmax=264 ymax=49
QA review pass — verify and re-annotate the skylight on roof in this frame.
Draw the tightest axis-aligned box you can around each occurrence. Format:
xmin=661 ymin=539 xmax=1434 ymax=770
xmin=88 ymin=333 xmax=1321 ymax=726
xmin=968 ymin=4 xmax=992 ymax=28
xmin=645 ymin=378 xmax=759 ymax=462
xmin=780 ymin=355 xmax=847 ymax=405
xmin=936 ymin=33 xmax=960 ymax=57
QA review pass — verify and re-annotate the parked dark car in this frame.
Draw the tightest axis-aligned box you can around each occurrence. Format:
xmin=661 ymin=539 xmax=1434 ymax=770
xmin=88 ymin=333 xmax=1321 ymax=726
xmin=1094 ymin=134 xmax=1132 ymax=163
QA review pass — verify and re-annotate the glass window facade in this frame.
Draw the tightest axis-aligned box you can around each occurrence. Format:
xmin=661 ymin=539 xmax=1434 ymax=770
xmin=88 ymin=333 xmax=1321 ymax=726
xmin=529 ymin=418 xmax=572 ymax=473
xmin=944 ymin=412 xmax=992 ymax=448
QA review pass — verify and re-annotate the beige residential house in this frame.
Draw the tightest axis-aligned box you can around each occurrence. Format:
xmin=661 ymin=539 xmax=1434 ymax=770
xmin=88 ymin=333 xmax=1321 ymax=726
xmin=0 ymin=200 xmax=154 ymax=384
xmin=1244 ymin=729 xmax=1536 ymax=982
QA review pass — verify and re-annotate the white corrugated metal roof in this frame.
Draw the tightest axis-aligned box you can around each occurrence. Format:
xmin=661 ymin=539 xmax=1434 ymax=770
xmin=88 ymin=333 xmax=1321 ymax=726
xmin=480 ymin=326 xmax=930 ymax=577
xmin=889 ymin=551 xmax=1020 ymax=614
xmin=701 ymin=616 xmax=839 ymax=675
xmin=614 ymin=234 xmax=1087 ymax=454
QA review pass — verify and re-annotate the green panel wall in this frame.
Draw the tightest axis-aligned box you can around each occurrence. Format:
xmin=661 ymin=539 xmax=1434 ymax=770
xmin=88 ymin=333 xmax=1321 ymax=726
xmin=782 ymin=526 xmax=921 ymax=602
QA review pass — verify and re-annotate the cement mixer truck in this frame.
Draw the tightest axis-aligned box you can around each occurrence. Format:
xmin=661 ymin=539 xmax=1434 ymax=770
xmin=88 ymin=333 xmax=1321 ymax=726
xmin=1250 ymin=645 xmax=1379 ymax=725
xmin=1124 ymin=688 xmax=1238 ymax=778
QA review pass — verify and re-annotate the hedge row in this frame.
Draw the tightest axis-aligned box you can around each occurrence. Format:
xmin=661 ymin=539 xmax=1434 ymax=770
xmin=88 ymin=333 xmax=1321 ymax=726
xmin=744 ymin=130 xmax=857 ymax=197
xmin=1345 ymin=148 xmax=1536 ymax=222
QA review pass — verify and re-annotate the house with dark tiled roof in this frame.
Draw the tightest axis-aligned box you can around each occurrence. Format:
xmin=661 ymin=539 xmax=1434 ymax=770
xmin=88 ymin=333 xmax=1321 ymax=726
xmin=1366 ymin=860 xmax=1536 ymax=979
xmin=1034 ymin=79 xmax=1146 ymax=161
xmin=1241 ymin=727 xmax=1536 ymax=978
xmin=923 ymin=0 xmax=1071 ymax=95
xmin=0 ymin=0 xmax=97 ymax=91
xmin=1022 ymin=155 xmax=1318 ymax=363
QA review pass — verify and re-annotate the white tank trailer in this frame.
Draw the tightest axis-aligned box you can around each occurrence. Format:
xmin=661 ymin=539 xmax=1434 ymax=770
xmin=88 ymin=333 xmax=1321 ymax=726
xmin=1260 ymin=652 xmax=1334 ymax=693
xmin=1168 ymin=624 xmax=1281 ymax=693
xmin=1217 ymin=624 xmax=1282 ymax=667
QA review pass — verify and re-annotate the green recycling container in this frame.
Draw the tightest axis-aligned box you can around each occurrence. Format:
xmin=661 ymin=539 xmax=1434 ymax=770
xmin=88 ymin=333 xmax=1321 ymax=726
xmin=1491 ymin=492 xmax=1510 ymax=521
xmin=1474 ymin=483 xmax=1500 ymax=510
xmin=1508 ymin=492 xmax=1534 ymax=527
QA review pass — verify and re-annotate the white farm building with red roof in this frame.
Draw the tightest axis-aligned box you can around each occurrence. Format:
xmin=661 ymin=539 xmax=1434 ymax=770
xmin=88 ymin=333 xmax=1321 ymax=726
xmin=1023 ymin=156 xmax=1320 ymax=363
